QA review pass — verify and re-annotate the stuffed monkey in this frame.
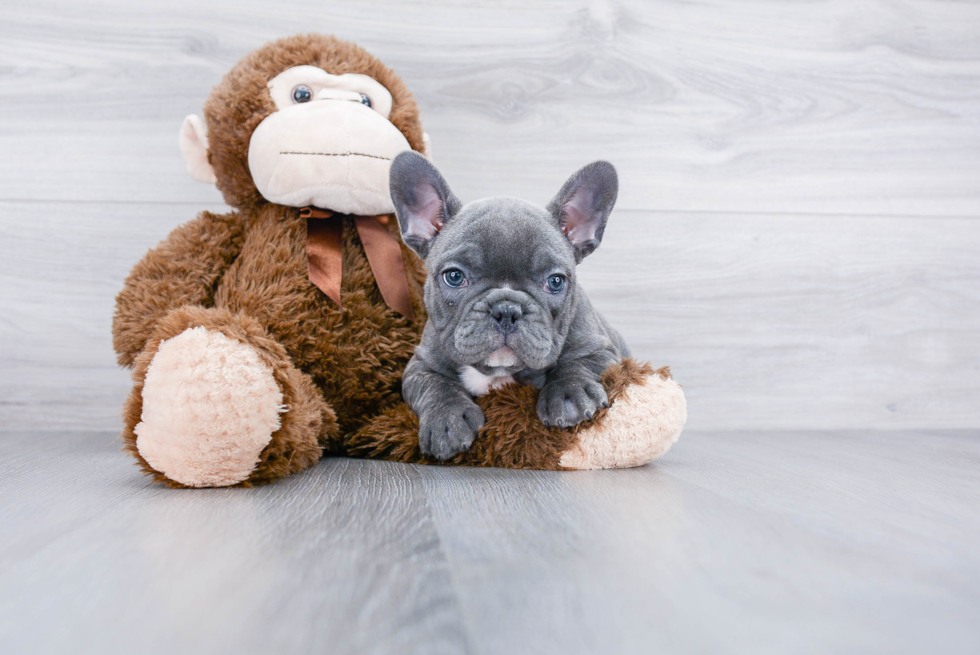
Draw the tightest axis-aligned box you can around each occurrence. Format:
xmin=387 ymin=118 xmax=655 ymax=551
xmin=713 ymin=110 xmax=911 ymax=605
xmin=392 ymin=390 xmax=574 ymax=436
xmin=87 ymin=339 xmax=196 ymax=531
xmin=112 ymin=34 xmax=687 ymax=488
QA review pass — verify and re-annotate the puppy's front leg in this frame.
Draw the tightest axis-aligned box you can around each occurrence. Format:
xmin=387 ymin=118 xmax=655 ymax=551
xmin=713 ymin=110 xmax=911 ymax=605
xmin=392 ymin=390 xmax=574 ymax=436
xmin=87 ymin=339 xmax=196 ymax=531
xmin=403 ymin=356 xmax=486 ymax=460
xmin=537 ymin=358 xmax=611 ymax=429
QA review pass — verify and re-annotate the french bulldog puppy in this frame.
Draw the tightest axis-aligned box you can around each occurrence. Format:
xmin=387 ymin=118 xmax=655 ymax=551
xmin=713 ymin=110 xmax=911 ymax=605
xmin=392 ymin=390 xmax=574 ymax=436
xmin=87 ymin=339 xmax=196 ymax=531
xmin=390 ymin=151 xmax=629 ymax=460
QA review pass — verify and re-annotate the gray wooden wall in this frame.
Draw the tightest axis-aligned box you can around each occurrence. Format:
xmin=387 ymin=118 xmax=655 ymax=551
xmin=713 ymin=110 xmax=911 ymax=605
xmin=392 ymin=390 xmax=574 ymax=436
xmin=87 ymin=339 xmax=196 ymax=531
xmin=1 ymin=0 xmax=978 ymax=432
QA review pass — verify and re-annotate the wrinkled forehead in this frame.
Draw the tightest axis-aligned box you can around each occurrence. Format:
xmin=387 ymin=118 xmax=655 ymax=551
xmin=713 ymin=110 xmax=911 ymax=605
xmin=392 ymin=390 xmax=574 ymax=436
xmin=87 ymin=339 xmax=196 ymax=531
xmin=434 ymin=198 xmax=574 ymax=275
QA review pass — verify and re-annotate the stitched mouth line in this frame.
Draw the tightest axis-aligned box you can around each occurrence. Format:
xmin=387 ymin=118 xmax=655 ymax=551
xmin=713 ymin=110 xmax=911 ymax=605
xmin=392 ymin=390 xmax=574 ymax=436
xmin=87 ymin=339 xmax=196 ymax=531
xmin=279 ymin=151 xmax=392 ymax=161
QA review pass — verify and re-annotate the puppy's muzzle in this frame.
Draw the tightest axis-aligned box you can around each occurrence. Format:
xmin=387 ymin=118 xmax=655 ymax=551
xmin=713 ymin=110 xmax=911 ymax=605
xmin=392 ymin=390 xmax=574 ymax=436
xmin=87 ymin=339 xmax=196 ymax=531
xmin=490 ymin=300 xmax=522 ymax=334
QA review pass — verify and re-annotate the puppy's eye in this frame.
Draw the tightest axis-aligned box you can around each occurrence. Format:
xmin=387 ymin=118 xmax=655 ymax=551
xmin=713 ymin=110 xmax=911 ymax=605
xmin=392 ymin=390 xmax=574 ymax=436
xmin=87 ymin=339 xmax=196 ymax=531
xmin=443 ymin=269 xmax=466 ymax=287
xmin=359 ymin=93 xmax=372 ymax=107
xmin=292 ymin=85 xmax=312 ymax=103
xmin=546 ymin=274 xmax=566 ymax=293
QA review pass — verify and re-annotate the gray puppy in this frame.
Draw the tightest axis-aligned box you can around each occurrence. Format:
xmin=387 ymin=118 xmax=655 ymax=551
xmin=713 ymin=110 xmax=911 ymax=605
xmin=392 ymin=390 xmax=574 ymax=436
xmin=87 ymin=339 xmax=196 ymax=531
xmin=390 ymin=151 xmax=629 ymax=460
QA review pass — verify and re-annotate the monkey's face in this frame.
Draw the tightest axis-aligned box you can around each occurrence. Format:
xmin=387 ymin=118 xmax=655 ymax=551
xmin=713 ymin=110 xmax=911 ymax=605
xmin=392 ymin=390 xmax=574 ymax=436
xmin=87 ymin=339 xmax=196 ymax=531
xmin=180 ymin=35 xmax=427 ymax=215
xmin=246 ymin=65 xmax=412 ymax=215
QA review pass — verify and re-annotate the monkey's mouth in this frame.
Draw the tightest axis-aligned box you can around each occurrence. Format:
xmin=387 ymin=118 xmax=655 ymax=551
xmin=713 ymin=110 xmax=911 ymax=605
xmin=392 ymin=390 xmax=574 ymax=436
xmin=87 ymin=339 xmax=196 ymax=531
xmin=279 ymin=150 xmax=393 ymax=161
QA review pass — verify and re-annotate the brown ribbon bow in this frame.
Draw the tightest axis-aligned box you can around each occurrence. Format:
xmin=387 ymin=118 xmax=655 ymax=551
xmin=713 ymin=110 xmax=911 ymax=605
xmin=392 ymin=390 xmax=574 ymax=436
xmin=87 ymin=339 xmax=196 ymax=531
xmin=302 ymin=207 xmax=415 ymax=322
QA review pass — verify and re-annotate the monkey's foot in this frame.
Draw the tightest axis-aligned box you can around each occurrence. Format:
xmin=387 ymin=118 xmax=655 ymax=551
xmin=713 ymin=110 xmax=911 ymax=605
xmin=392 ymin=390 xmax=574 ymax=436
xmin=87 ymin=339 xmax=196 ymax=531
xmin=134 ymin=326 xmax=284 ymax=487
xmin=559 ymin=367 xmax=687 ymax=470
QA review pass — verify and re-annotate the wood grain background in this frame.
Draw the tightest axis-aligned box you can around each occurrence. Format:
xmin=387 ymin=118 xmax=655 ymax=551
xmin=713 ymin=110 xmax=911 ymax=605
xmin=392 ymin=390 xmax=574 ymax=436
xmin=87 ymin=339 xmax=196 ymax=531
xmin=1 ymin=0 xmax=978 ymax=431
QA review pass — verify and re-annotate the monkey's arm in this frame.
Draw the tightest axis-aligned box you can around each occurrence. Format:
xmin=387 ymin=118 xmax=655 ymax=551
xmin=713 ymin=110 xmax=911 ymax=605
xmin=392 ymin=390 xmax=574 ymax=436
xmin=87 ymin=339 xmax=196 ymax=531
xmin=112 ymin=210 xmax=248 ymax=367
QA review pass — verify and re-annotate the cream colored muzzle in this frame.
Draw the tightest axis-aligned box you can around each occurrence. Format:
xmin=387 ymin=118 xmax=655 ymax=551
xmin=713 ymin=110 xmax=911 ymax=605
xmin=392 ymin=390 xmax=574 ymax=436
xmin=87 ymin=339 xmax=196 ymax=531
xmin=247 ymin=96 xmax=411 ymax=215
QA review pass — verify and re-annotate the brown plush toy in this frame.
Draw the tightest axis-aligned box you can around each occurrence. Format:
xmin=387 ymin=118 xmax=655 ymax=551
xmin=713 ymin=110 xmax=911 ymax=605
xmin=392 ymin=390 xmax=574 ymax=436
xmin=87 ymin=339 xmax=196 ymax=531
xmin=112 ymin=34 xmax=687 ymax=488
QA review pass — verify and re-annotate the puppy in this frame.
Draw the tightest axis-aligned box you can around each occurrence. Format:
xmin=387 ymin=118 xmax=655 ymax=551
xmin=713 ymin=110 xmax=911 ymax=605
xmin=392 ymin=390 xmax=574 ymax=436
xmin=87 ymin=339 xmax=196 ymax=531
xmin=390 ymin=152 xmax=629 ymax=460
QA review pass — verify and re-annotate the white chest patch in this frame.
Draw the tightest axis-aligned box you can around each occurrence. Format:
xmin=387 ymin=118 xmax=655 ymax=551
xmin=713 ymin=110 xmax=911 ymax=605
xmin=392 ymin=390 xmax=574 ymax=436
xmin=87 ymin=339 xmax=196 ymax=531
xmin=460 ymin=366 xmax=516 ymax=397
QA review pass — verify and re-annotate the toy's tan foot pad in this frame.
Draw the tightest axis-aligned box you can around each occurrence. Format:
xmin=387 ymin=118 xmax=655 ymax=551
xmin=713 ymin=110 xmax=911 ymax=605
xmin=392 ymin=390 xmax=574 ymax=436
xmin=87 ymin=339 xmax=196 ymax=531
xmin=560 ymin=368 xmax=687 ymax=470
xmin=135 ymin=326 xmax=284 ymax=487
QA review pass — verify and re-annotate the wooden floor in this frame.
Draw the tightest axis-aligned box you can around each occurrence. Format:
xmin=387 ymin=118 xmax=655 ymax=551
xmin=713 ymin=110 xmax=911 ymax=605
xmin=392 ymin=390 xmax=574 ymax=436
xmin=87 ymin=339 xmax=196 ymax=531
xmin=2 ymin=0 xmax=979 ymax=653
xmin=0 ymin=429 xmax=978 ymax=654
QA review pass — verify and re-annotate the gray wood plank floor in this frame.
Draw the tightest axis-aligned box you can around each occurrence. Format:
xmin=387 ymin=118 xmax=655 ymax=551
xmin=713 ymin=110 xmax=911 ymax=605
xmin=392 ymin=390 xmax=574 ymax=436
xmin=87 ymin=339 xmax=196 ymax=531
xmin=1 ymin=429 xmax=978 ymax=654
xmin=1 ymin=0 xmax=979 ymax=653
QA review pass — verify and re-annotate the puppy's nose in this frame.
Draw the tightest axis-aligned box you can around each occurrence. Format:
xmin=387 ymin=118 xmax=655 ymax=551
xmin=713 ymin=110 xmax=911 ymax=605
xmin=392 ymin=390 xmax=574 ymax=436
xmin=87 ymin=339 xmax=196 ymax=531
xmin=490 ymin=301 xmax=522 ymax=332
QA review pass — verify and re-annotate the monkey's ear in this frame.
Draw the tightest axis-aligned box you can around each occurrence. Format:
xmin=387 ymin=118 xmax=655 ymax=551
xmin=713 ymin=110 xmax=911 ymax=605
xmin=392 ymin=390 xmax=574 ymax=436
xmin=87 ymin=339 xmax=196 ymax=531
xmin=390 ymin=151 xmax=460 ymax=258
xmin=179 ymin=115 xmax=217 ymax=184
xmin=547 ymin=161 xmax=618 ymax=262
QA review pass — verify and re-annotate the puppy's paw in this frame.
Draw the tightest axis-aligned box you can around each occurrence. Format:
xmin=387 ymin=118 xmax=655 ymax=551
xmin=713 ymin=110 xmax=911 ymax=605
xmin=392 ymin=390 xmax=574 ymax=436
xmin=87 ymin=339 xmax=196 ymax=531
xmin=537 ymin=376 xmax=608 ymax=429
xmin=418 ymin=398 xmax=486 ymax=460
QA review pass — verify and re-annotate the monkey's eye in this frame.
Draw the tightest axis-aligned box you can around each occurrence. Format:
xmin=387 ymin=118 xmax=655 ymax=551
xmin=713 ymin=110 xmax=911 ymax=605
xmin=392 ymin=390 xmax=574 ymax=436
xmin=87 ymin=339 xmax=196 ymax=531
xmin=546 ymin=274 xmax=566 ymax=293
xmin=291 ymin=85 xmax=312 ymax=104
xmin=443 ymin=269 xmax=466 ymax=288
xmin=359 ymin=93 xmax=372 ymax=108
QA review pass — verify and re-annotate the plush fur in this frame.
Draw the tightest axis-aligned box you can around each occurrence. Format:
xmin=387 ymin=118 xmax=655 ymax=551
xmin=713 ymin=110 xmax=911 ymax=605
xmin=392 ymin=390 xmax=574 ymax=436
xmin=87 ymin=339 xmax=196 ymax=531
xmin=136 ymin=327 xmax=284 ymax=487
xmin=203 ymin=34 xmax=425 ymax=211
xmin=120 ymin=305 xmax=337 ymax=488
xmin=112 ymin=34 xmax=686 ymax=487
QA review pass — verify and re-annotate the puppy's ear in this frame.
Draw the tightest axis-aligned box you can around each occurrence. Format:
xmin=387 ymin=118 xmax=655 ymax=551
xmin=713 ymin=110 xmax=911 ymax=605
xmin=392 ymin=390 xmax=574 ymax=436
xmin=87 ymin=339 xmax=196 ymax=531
xmin=390 ymin=151 xmax=461 ymax=258
xmin=548 ymin=161 xmax=618 ymax=262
